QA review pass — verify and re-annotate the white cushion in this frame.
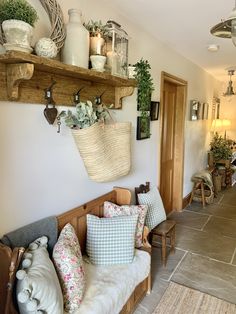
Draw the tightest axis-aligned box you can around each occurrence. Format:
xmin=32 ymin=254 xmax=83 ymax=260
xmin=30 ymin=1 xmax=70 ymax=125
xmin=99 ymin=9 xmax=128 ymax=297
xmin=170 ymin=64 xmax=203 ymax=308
xmin=71 ymin=250 xmax=150 ymax=314
xmin=16 ymin=236 xmax=63 ymax=314
xmin=138 ymin=186 xmax=167 ymax=230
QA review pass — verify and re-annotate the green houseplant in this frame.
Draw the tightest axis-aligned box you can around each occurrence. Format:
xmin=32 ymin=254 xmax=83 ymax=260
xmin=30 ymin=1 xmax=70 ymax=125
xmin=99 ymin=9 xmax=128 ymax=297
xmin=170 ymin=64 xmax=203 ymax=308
xmin=84 ymin=20 xmax=109 ymax=37
xmin=0 ymin=0 xmax=39 ymax=53
xmin=134 ymin=58 xmax=154 ymax=113
xmin=210 ymin=133 xmax=233 ymax=161
xmin=134 ymin=59 xmax=154 ymax=138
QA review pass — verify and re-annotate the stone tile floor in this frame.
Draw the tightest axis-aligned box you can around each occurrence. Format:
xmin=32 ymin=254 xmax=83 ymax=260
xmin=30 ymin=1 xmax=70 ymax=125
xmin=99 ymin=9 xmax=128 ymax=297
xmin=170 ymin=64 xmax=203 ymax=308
xmin=134 ymin=185 xmax=236 ymax=313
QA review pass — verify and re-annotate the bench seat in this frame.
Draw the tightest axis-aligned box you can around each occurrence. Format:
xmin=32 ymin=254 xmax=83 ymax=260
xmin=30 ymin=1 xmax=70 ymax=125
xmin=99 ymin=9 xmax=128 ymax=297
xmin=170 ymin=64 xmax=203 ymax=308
xmin=74 ymin=250 xmax=150 ymax=314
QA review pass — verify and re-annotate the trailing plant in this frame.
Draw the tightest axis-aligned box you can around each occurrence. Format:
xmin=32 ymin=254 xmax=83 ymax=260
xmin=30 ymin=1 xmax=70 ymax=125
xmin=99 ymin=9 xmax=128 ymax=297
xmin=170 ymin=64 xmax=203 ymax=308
xmin=84 ymin=20 xmax=109 ymax=37
xmin=210 ymin=133 xmax=232 ymax=161
xmin=0 ymin=0 xmax=39 ymax=26
xmin=60 ymin=101 xmax=109 ymax=129
xmin=134 ymin=58 xmax=154 ymax=115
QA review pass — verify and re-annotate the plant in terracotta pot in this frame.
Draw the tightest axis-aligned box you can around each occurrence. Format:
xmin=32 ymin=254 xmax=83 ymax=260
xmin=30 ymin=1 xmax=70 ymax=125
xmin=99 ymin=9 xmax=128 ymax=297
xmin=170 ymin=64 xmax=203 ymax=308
xmin=84 ymin=20 xmax=108 ymax=56
xmin=0 ymin=0 xmax=38 ymax=53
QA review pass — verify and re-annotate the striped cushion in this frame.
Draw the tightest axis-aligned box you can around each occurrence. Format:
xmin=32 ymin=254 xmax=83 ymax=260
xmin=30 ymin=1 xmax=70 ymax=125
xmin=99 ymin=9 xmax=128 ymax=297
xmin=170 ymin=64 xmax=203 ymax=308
xmin=138 ymin=186 xmax=166 ymax=230
xmin=86 ymin=214 xmax=138 ymax=265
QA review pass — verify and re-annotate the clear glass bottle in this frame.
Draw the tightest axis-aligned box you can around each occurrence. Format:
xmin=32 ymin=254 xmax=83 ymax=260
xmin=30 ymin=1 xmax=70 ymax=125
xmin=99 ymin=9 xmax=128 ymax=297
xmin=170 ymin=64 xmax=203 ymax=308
xmin=62 ymin=9 xmax=89 ymax=68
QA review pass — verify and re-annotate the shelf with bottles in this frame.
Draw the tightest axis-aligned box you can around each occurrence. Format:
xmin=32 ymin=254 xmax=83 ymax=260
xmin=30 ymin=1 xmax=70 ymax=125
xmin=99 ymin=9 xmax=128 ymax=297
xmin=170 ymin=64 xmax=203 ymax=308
xmin=0 ymin=51 xmax=136 ymax=109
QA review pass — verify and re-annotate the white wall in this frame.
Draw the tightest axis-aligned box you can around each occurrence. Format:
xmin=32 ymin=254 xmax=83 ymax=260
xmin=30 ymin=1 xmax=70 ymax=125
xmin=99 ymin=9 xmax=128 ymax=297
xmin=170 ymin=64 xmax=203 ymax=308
xmin=0 ymin=0 xmax=221 ymax=236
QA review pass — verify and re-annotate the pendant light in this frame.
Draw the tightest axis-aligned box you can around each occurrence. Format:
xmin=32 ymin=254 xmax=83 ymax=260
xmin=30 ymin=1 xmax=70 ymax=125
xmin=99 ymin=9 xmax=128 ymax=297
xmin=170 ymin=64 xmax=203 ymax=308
xmin=223 ymin=70 xmax=235 ymax=97
xmin=211 ymin=0 xmax=236 ymax=47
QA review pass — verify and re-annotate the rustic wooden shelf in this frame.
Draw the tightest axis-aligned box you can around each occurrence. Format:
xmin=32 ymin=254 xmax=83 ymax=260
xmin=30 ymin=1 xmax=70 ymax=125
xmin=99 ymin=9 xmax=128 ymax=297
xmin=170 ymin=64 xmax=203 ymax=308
xmin=0 ymin=51 xmax=136 ymax=109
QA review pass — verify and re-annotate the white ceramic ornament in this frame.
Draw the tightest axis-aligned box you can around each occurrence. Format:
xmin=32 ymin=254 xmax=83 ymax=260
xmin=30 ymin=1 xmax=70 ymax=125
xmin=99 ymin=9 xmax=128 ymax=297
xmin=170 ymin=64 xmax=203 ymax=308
xmin=35 ymin=38 xmax=58 ymax=58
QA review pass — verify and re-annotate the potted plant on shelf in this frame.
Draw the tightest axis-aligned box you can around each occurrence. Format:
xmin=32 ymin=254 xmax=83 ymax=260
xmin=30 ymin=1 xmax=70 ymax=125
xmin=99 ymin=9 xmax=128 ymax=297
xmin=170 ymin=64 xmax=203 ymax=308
xmin=84 ymin=20 xmax=109 ymax=56
xmin=0 ymin=0 xmax=38 ymax=53
xmin=134 ymin=58 xmax=154 ymax=138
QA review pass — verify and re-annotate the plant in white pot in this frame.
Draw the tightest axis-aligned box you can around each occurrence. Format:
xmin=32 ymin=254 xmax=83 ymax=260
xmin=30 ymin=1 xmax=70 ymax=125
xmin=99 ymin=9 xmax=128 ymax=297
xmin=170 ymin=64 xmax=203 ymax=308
xmin=0 ymin=0 xmax=38 ymax=53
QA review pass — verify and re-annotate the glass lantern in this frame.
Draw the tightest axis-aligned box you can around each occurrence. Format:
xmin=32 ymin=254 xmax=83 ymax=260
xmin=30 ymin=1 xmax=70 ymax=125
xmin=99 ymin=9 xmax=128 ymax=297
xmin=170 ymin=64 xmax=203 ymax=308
xmin=105 ymin=20 xmax=128 ymax=78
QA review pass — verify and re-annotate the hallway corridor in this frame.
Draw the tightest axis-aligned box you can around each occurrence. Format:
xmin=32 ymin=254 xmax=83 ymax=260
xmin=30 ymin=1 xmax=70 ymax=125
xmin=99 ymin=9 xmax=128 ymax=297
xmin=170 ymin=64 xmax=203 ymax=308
xmin=135 ymin=185 xmax=236 ymax=313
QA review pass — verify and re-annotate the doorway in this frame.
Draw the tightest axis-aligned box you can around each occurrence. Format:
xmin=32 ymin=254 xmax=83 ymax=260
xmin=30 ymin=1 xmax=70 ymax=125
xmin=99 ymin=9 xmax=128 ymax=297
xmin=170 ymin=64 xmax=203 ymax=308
xmin=159 ymin=72 xmax=187 ymax=214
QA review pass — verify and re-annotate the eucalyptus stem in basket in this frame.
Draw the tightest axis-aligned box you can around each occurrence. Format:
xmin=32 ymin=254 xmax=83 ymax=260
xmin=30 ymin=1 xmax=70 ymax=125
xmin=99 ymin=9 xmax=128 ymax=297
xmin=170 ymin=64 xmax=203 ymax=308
xmin=59 ymin=100 xmax=110 ymax=129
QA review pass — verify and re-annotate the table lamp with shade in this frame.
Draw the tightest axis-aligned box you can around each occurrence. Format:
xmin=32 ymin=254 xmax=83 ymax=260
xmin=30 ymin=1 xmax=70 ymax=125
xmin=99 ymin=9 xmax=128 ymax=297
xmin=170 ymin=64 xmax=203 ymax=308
xmin=211 ymin=118 xmax=231 ymax=139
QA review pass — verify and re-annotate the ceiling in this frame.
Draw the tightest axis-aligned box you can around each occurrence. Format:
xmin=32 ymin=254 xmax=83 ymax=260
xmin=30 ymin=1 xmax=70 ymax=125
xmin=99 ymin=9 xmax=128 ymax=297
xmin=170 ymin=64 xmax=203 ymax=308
xmin=107 ymin=0 xmax=236 ymax=83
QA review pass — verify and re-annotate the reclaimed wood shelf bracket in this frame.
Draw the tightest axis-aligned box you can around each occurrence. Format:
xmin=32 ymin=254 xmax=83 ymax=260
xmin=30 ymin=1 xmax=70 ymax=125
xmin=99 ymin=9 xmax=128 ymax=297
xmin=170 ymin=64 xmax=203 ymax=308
xmin=6 ymin=63 xmax=34 ymax=100
xmin=0 ymin=51 xmax=136 ymax=109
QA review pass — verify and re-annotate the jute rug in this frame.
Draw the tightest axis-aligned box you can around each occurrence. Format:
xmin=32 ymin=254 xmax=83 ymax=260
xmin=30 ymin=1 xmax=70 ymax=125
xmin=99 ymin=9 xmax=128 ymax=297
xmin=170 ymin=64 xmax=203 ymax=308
xmin=153 ymin=282 xmax=236 ymax=314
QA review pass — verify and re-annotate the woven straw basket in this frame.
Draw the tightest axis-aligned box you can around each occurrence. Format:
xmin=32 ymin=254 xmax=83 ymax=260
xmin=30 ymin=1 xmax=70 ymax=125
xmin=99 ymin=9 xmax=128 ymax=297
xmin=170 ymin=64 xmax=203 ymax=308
xmin=72 ymin=122 xmax=131 ymax=182
xmin=193 ymin=183 xmax=214 ymax=204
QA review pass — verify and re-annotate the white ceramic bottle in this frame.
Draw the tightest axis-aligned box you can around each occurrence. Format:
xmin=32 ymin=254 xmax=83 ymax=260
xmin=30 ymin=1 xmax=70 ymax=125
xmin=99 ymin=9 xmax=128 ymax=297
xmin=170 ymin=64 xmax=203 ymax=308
xmin=62 ymin=9 xmax=89 ymax=68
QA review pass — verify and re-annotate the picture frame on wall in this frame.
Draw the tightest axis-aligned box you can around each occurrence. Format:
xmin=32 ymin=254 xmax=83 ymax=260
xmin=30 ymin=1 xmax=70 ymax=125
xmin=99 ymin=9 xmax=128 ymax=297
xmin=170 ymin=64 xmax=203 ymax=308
xmin=150 ymin=101 xmax=160 ymax=121
xmin=212 ymin=97 xmax=220 ymax=119
xmin=190 ymin=100 xmax=200 ymax=121
xmin=202 ymin=102 xmax=209 ymax=119
xmin=136 ymin=116 xmax=150 ymax=140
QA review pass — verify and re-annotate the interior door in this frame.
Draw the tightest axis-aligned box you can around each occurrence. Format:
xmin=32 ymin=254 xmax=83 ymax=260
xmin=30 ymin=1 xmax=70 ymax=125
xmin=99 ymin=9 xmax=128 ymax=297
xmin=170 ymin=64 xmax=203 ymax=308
xmin=160 ymin=81 xmax=177 ymax=214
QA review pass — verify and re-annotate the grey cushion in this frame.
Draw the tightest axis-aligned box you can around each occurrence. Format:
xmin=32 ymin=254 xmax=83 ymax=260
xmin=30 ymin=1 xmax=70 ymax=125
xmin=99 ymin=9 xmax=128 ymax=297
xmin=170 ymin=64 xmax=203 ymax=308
xmin=0 ymin=216 xmax=58 ymax=255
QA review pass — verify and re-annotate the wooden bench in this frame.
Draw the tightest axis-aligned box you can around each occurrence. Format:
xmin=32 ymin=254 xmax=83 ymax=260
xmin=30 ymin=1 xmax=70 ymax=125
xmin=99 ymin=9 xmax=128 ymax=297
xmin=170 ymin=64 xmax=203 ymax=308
xmin=0 ymin=187 xmax=151 ymax=314
xmin=135 ymin=182 xmax=176 ymax=266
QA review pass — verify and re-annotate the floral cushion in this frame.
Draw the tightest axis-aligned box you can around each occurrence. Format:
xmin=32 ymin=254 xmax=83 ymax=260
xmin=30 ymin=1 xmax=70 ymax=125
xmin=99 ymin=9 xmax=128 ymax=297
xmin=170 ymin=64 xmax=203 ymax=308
xmin=104 ymin=201 xmax=148 ymax=248
xmin=53 ymin=223 xmax=85 ymax=313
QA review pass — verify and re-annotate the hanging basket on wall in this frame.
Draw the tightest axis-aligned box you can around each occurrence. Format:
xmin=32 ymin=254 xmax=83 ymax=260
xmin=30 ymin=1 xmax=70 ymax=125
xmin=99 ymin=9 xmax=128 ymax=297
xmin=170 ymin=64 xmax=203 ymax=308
xmin=72 ymin=122 xmax=131 ymax=182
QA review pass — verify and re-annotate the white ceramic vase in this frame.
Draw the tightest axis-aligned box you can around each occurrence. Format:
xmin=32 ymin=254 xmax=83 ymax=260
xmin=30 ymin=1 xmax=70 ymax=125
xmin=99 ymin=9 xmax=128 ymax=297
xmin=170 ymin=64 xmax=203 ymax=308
xmin=90 ymin=55 xmax=106 ymax=72
xmin=62 ymin=9 xmax=89 ymax=68
xmin=2 ymin=19 xmax=33 ymax=53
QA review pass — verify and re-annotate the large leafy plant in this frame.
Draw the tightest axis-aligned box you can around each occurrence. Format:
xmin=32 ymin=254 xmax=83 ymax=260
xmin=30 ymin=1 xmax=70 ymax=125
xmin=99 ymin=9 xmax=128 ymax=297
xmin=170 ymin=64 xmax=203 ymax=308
xmin=134 ymin=58 xmax=154 ymax=115
xmin=0 ymin=0 xmax=39 ymax=26
xmin=60 ymin=101 xmax=109 ymax=129
xmin=210 ymin=133 xmax=232 ymax=161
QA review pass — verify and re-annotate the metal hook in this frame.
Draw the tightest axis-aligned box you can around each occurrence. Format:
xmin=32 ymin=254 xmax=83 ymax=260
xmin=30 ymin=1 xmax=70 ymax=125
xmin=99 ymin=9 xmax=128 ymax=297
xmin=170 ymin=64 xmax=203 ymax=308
xmin=44 ymin=80 xmax=56 ymax=105
xmin=73 ymin=86 xmax=85 ymax=104
xmin=43 ymin=80 xmax=58 ymax=125
xmin=95 ymin=90 xmax=106 ymax=105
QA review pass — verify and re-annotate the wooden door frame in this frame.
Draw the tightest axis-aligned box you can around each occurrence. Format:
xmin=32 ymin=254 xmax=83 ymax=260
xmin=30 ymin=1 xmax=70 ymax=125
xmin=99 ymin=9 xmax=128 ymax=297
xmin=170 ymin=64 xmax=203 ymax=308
xmin=159 ymin=71 xmax=187 ymax=211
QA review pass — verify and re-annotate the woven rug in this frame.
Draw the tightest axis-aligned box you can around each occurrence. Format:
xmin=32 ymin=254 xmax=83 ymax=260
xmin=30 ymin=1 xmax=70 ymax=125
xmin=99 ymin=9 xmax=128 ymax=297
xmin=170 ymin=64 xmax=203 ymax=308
xmin=153 ymin=282 xmax=236 ymax=314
